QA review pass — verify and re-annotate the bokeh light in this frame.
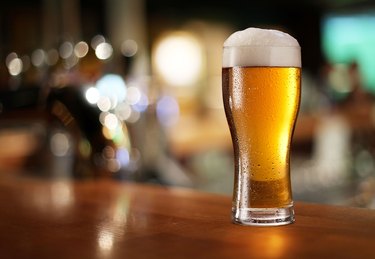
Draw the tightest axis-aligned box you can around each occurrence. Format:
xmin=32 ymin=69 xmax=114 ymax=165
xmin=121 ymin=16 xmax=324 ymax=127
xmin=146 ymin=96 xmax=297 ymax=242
xmin=103 ymin=113 xmax=119 ymax=130
xmin=8 ymin=58 xmax=23 ymax=76
xmin=132 ymin=93 xmax=149 ymax=112
xmin=74 ymin=41 xmax=89 ymax=58
xmin=31 ymin=49 xmax=46 ymax=67
xmin=5 ymin=52 xmax=17 ymax=67
xmin=116 ymin=148 xmax=130 ymax=167
xmin=126 ymin=86 xmax=141 ymax=105
xmin=153 ymin=31 xmax=203 ymax=87
xmin=125 ymin=110 xmax=140 ymax=123
xmin=91 ymin=34 xmax=106 ymax=50
xmin=96 ymin=74 xmax=127 ymax=106
xmin=115 ymin=103 xmax=132 ymax=121
xmin=121 ymin=39 xmax=138 ymax=57
xmin=97 ymin=96 xmax=112 ymax=112
xmin=156 ymin=95 xmax=179 ymax=127
xmin=95 ymin=42 xmax=113 ymax=60
xmin=50 ymin=132 xmax=71 ymax=157
xmin=59 ymin=42 xmax=74 ymax=59
xmin=85 ymin=87 xmax=100 ymax=104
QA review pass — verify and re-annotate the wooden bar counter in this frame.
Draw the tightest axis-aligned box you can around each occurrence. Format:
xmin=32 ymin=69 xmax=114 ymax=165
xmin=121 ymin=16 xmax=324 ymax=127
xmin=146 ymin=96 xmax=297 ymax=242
xmin=0 ymin=174 xmax=374 ymax=259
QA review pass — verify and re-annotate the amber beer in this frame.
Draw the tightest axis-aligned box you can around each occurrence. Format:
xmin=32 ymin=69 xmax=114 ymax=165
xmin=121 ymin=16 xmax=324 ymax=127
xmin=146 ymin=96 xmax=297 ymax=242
xmin=222 ymin=28 xmax=301 ymax=226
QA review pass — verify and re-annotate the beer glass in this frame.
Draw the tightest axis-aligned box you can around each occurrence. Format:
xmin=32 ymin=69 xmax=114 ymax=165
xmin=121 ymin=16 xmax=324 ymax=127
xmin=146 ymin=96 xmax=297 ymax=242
xmin=222 ymin=28 xmax=301 ymax=226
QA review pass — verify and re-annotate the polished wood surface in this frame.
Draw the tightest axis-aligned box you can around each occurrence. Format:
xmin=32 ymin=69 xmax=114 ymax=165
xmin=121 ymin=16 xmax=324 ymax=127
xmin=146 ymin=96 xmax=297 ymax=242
xmin=1 ymin=174 xmax=375 ymax=259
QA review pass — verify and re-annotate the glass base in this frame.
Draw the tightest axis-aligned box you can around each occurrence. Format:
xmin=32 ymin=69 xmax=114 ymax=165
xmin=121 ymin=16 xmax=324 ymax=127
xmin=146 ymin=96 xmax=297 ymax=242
xmin=232 ymin=205 xmax=295 ymax=226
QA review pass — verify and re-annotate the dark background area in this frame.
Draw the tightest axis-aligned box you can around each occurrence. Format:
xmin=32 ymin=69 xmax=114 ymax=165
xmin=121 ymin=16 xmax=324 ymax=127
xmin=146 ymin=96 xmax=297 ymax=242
xmin=2 ymin=0 xmax=372 ymax=75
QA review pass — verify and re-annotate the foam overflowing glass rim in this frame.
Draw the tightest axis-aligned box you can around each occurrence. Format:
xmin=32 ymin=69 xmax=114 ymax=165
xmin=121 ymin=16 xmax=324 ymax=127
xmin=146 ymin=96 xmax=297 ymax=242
xmin=222 ymin=28 xmax=301 ymax=68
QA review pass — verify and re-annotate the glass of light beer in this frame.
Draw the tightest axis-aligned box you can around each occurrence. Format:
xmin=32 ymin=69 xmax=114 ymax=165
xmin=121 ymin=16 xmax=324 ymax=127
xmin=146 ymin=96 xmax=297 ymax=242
xmin=222 ymin=28 xmax=301 ymax=226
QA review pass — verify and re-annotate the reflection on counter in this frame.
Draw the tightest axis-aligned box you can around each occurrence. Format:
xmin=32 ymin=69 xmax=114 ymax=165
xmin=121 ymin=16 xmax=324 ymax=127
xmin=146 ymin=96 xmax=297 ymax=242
xmin=1 ymin=0 xmax=375 ymax=209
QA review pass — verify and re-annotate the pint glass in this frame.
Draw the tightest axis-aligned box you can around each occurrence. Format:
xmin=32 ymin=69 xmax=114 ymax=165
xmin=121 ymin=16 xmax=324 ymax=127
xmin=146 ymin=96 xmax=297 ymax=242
xmin=222 ymin=28 xmax=301 ymax=226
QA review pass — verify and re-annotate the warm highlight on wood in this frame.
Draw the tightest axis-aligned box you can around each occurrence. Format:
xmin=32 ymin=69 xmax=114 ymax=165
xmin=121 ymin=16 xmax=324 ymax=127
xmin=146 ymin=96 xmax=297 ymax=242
xmin=0 ymin=175 xmax=374 ymax=258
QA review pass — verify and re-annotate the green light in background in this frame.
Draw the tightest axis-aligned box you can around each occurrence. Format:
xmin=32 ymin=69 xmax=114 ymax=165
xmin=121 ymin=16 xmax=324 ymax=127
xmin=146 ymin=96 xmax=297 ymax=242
xmin=322 ymin=11 xmax=375 ymax=93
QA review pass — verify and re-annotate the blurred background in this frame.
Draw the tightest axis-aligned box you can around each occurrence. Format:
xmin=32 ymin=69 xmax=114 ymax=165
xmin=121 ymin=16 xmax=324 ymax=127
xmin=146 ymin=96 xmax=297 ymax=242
xmin=1 ymin=0 xmax=375 ymax=209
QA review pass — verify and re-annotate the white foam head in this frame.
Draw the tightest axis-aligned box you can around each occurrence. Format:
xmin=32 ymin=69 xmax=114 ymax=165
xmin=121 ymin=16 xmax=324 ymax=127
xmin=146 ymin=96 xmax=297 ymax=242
xmin=222 ymin=28 xmax=301 ymax=68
